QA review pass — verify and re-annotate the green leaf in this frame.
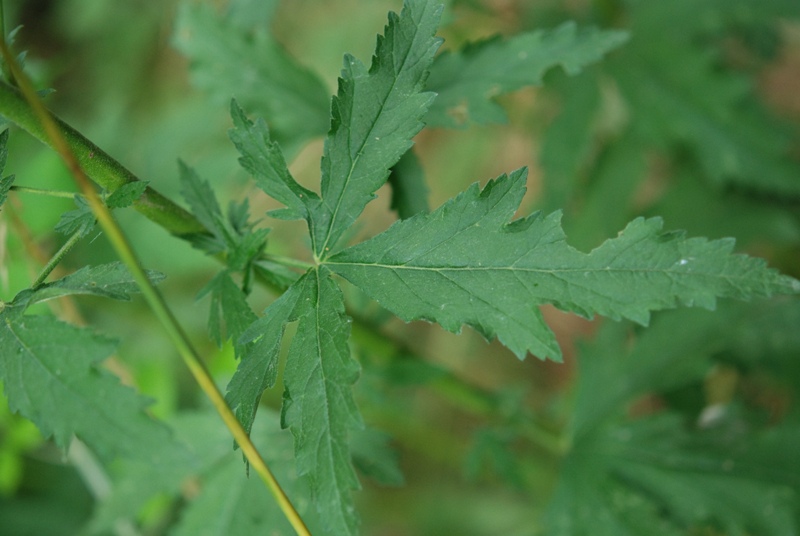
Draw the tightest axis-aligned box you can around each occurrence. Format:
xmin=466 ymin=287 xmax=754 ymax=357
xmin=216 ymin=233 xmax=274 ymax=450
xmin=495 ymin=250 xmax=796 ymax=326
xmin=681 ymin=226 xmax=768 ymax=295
xmin=537 ymin=69 xmax=601 ymax=214
xmin=350 ymin=427 xmax=404 ymax=487
xmin=229 ymin=100 xmax=317 ymax=221
xmin=55 ymin=195 xmax=95 ymax=237
xmin=226 ymin=278 xmax=307 ymax=436
xmin=179 ymin=160 xmax=228 ymax=252
xmin=0 ymin=129 xmax=12 ymax=210
xmin=0 ymin=314 xmax=180 ymax=464
xmin=546 ymin=413 xmax=799 ymax=535
xmin=608 ymin=10 xmax=800 ymax=197
xmin=13 ymin=262 xmax=164 ymax=309
xmin=173 ymin=1 xmax=330 ymax=152
xmin=424 ymin=22 xmax=628 ymax=128
xmin=388 ymin=149 xmax=430 ymax=219
xmin=90 ymin=409 xmax=321 ymax=535
xmin=197 ymin=271 xmax=257 ymax=351
xmin=309 ymin=0 xmax=443 ymax=258
xmin=281 ymin=267 xmax=362 ymax=535
xmin=170 ymin=409 xmax=319 ymax=536
xmin=0 ymin=174 xmax=12 ymax=210
xmin=546 ymin=300 xmax=800 ymax=535
xmin=105 ymin=180 xmax=149 ymax=209
xmin=326 ymin=169 xmax=799 ymax=361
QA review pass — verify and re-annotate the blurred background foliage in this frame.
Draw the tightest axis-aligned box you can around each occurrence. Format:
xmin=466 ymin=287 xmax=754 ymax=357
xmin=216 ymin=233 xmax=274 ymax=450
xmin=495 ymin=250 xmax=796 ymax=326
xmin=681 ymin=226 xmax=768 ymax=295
xmin=1 ymin=0 xmax=799 ymax=534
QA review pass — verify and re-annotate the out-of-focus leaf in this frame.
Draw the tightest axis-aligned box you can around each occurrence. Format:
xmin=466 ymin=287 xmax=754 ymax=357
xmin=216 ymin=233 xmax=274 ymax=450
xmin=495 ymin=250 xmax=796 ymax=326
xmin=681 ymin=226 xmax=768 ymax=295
xmin=425 ymin=22 xmax=627 ymax=128
xmin=350 ymin=427 xmax=404 ymax=487
xmin=0 ymin=314 xmax=185 ymax=465
xmin=388 ymin=149 xmax=430 ymax=219
xmin=174 ymin=1 xmax=330 ymax=152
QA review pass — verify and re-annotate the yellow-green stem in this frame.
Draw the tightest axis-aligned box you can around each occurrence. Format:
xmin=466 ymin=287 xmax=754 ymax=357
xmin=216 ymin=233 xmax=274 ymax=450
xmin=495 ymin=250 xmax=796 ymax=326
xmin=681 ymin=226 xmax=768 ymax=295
xmin=0 ymin=40 xmax=311 ymax=536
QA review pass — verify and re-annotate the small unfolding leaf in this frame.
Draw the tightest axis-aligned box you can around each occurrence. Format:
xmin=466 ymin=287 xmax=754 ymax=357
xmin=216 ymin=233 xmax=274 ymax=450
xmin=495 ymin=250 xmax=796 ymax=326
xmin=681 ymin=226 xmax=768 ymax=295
xmin=425 ymin=22 xmax=628 ymax=128
xmin=55 ymin=195 xmax=95 ymax=237
xmin=327 ymin=169 xmax=799 ymax=361
xmin=197 ymin=270 xmax=257 ymax=352
xmin=179 ymin=161 xmax=228 ymax=251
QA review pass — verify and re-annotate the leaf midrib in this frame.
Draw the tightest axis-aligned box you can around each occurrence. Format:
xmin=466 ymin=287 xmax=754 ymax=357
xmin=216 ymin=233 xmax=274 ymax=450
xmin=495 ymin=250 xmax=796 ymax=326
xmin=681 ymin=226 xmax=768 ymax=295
xmin=317 ymin=12 xmax=424 ymax=258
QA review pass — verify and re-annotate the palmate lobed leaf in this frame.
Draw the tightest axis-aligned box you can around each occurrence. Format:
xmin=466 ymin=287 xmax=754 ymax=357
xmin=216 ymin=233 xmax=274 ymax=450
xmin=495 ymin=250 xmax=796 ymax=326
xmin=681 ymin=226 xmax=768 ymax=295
xmin=546 ymin=302 xmax=800 ymax=536
xmin=219 ymin=1 xmax=800 ymax=533
xmin=547 ymin=412 xmax=800 ymax=536
xmin=326 ymin=168 xmax=799 ymax=361
xmin=605 ymin=1 xmax=800 ymax=197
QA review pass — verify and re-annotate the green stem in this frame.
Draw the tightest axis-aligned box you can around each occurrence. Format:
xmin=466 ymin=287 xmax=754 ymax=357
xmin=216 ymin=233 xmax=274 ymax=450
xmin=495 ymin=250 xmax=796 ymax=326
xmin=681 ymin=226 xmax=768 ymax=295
xmin=0 ymin=39 xmax=311 ymax=536
xmin=31 ymin=228 xmax=84 ymax=287
xmin=262 ymin=253 xmax=315 ymax=271
xmin=10 ymin=185 xmax=77 ymax=199
xmin=0 ymin=80 xmax=205 ymax=237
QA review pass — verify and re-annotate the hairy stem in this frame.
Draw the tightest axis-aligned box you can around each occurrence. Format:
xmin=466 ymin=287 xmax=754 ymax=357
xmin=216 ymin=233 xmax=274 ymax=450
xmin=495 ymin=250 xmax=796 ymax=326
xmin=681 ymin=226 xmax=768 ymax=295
xmin=0 ymin=40 xmax=311 ymax=536
xmin=10 ymin=185 xmax=78 ymax=199
xmin=31 ymin=228 xmax=83 ymax=287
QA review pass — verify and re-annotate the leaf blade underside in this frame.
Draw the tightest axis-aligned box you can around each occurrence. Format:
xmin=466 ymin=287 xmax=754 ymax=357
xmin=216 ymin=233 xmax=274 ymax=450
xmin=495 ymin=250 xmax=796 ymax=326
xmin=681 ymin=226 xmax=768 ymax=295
xmin=326 ymin=169 xmax=799 ymax=361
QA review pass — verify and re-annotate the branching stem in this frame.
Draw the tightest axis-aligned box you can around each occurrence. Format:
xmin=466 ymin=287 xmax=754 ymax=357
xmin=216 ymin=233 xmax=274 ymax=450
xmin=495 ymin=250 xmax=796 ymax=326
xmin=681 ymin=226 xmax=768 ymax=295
xmin=0 ymin=80 xmax=205 ymax=237
xmin=0 ymin=39 xmax=311 ymax=536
